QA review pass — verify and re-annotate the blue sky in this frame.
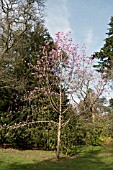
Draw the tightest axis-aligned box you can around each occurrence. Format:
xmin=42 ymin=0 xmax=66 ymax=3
xmin=45 ymin=0 xmax=113 ymax=56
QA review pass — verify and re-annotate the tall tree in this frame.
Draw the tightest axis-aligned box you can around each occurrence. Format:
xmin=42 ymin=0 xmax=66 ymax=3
xmin=78 ymin=90 xmax=109 ymax=123
xmin=93 ymin=16 xmax=113 ymax=79
xmin=0 ymin=0 xmax=46 ymax=103
xmin=0 ymin=0 xmax=55 ymax=147
xmin=33 ymin=31 xmax=108 ymax=159
xmin=0 ymin=0 xmax=45 ymax=57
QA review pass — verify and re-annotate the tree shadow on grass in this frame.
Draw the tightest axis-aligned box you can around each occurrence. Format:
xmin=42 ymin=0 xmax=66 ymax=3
xmin=1 ymin=149 xmax=113 ymax=170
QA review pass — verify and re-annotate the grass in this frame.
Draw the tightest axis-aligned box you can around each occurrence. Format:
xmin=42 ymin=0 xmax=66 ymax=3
xmin=0 ymin=146 xmax=113 ymax=170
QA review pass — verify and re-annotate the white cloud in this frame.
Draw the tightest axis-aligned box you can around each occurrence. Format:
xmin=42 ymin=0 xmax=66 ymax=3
xmin=45 ymin=0 xmax=72 ymax=38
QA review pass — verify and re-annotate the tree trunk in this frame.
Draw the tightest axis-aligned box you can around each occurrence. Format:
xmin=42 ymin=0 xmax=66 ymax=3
xmin=56 ymin=51 xmax=62 ymax=159
xmin=56 ymin=83 xmax=62 ymax=159
xmin=56 ymin=114 xmax=62 ymax=159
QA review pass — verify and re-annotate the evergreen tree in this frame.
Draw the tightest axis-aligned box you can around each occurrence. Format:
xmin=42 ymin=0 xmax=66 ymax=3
xmin=0 ymin=0 xmax=57 ymax=147
xmin=0 ymin=0 xmax=46 ymax=116
xmin=93 ymin=16 xmax=113 ymax=79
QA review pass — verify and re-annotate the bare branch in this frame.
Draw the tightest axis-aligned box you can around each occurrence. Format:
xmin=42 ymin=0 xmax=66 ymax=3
xmin=0 ymin=120 xmax=58 ymax=130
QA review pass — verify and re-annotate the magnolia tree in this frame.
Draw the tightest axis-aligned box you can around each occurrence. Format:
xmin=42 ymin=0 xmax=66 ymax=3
xmin=0 ymin=31 xmax=109 ymax=158
xmin=32 ymin=31 xmax=108 ymax=158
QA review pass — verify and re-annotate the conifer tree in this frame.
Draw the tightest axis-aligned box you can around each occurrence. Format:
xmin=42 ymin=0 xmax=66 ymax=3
xmin=93 ymin=16 xmax=113 ymax=79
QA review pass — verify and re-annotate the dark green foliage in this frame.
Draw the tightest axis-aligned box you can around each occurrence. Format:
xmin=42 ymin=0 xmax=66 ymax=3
xmin=1 ymin=123 xmax=57 ymax=150
xmin=109 ymin=98 xmax=113 ymax=108
xmin=59 ymin=102 xmax=112 ymax=156
xmin=0 ymin=0 xmax=58 ymax=149
xmin=93 ymin=16 xmax=113 ymax=79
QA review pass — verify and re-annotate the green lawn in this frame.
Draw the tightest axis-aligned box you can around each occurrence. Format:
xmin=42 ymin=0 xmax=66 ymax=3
xmin=0 ymin=146 xmax=113 ymax=170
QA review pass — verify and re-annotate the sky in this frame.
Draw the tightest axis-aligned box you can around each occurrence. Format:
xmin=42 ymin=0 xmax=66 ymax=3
xmin=44 ymin=0 xmax=113 ymax=100
xmin=45 ymin=0 xmax=113 ymax=56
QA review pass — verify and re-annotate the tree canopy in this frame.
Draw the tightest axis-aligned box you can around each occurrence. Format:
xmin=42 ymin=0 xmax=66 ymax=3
xmin=93 ymin=16 xmax=113 ymax=79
